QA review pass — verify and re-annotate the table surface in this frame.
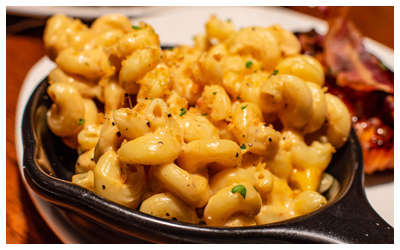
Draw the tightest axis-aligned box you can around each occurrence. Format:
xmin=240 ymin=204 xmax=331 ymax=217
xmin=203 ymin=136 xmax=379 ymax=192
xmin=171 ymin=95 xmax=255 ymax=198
xmin=6 ymin=6 xmax=394 ymax=244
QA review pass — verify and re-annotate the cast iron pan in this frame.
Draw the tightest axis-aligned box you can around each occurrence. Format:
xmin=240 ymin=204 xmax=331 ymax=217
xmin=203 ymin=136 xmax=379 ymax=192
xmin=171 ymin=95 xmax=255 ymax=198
xmin=22 ymin=77 xmax=394 ymax=243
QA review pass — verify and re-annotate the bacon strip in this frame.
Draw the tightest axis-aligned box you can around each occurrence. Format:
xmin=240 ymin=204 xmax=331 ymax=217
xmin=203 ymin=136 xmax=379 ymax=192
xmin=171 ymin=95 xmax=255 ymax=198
xmin=322 ymin=6 xmax=394 ymax=94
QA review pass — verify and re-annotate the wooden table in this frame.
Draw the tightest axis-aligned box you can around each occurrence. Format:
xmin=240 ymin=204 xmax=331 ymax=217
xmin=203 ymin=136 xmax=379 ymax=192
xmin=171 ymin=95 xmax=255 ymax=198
xmin=6 ymin=6 xmax=394 ymax=244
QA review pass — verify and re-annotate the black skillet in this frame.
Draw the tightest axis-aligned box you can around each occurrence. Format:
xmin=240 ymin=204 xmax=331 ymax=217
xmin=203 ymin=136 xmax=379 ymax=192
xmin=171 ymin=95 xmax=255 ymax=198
xmin=21 ymin=77 xmax=394 ymax=243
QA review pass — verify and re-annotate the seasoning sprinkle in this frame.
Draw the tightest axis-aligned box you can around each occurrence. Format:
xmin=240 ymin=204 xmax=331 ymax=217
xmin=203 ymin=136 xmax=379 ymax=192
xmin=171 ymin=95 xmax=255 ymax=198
xmin=132 ymin=25 xmax=142 ymax=30
xmin=78 ymin=118 xmax=85 ymax=125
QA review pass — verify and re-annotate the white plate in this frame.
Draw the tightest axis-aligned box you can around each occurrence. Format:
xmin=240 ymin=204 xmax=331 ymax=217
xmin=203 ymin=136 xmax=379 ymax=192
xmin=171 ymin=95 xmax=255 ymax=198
xmin=6 ymin=6 xmax=167 ymax=20
xmin=15 ymin=6 xmax=394 ymax=243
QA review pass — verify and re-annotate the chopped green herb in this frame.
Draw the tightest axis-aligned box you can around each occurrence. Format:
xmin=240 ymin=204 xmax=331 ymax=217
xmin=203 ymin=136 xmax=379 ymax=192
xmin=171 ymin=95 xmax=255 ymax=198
xmin=132 ymin=25 xmax=142 ymax=30
xmin=245 ymin=61 xmax=253 ymax=68
xmin=269 ymin=69 xmax=279 ymax=78
xmin=236 ymin=96 xmax=241 ymax=100
xmin=213 ymin=91 xmax=217 ymax=95
xmin=78 ymin=118 xmax=85 ymax=125
xmin=179 ymin=107 xmax=187 ymax=117
xmin=231 ymin=184 xmax=247 ymax=199
xmin=227 ymin=18 xmax=232 ymax=23
xmin=201 ymin=113 xmax=208 ymax=116
xmin=84 ymin=62 xmax=89 ymax=66
xmin=254 ymin=186 xmax=258 ymax=192
xmin=241 ymin=104 xmax=248 ymax=110
xmin=240 ymin=144 xmax=247 ymax=150
xmin=242 ymin=134 xmax=245 ymax=138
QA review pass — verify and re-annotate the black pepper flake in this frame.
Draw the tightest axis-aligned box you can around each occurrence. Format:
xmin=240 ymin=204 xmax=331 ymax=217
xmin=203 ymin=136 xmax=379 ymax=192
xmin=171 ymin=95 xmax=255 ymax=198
xmin=171 ymin=217 xmax=178 ymax=221
xmin=236 ymin=152 xmax=239 ymax=157
xmin=116 ymin=131 xmax=121 ymax=137
xmin=102 ymin=185 xmax=105 ymax=190
xmin=90 ymin=158 xmax=94 ymax=161
xmin=167 ymin=114 xmax=172 ymax=117
xmin=158 ymin=141 xmax=163 ymax=145
xmin=146 ymin=121 xmax=151 ymax=127
xmin=268 ymin=137 xmax=272 ymax=142
xmin=166 ymin=213 xmax=170 ymax=216
xmin=112 ymin=122 xmax=115 ymax=126
xmin=124 ymin=93 xmax=129 ymax=97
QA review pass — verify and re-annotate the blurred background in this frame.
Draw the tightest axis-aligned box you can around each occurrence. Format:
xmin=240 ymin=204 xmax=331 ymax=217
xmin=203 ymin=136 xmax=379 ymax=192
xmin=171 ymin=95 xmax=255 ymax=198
xmin=6 ymin=6 xmax=394 ymax=244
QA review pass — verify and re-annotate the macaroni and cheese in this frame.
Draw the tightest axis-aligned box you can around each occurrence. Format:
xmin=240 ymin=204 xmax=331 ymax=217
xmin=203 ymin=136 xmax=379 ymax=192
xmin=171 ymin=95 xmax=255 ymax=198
xmin=44 ymin=13 xmax=351 ymax=226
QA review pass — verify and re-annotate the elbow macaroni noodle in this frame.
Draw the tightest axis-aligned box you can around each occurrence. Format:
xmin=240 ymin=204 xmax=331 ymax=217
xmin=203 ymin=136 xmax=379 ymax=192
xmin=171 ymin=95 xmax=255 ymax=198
xmin=44 ymin=13 xmax=351 ymax=227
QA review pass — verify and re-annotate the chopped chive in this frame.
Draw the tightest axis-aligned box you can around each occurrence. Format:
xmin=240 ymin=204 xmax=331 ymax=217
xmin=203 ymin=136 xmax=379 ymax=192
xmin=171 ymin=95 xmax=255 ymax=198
xmin=245 ymin=61 xmax=253 ymax=68
xmin=269 ymin=69 xmax=279 ymax=78
xmin=132 ymin=25 xmax=142 ymax=30
xmin=231 ymin=184 xmax=247 ymax=199
xmin=240 ymin=144 xmax=247 ymax=150
xmin=241 ymin=104 xmax=248 ymax=110
xmin=179 ymin=107 xmax=187 ymax=117
xmin=78 ymin=118 xmax=85 ymax=125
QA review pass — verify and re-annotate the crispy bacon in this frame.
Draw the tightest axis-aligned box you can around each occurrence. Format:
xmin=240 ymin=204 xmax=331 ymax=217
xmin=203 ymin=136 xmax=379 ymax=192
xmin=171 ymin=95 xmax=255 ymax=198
xmin=296 ymin=7 xmax=394 ymax=174
xmin=322 ymin=6 xmax=394 ymax=94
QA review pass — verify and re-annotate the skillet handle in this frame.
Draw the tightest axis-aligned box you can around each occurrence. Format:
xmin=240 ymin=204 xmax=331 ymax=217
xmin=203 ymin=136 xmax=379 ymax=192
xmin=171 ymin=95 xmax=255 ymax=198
xmin=313 ymin=183 xmax=394 ymax=243
xmin=285 ymin=158 xmax=394 ymax=243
